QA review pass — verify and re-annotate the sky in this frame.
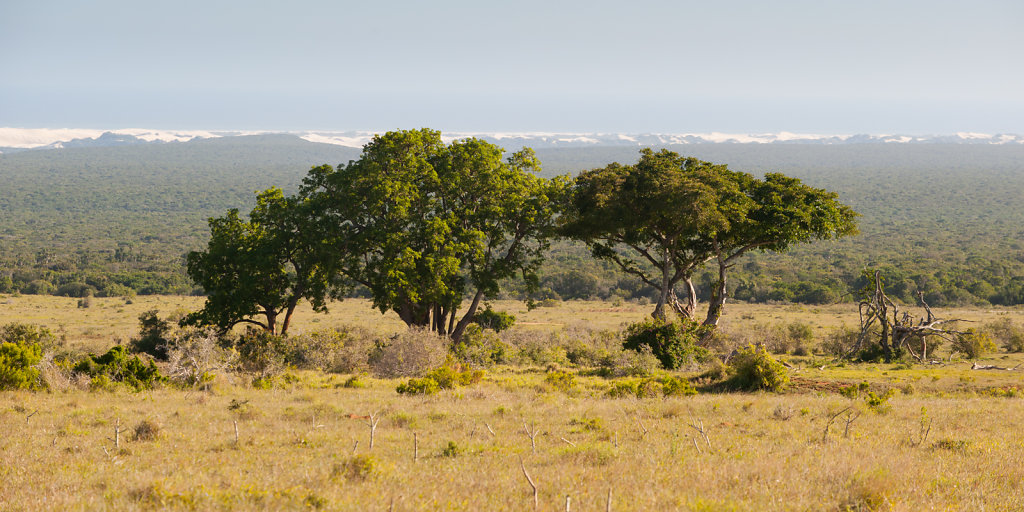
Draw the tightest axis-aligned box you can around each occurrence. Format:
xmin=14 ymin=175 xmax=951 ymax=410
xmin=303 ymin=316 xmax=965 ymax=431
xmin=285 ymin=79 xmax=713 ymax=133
xmin=2 ymin=0 xmax=1023 ymax=134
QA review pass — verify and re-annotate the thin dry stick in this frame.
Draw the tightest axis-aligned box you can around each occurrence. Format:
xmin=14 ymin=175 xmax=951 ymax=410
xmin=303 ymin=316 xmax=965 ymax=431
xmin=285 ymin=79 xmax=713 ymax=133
xmin=414 ymin=432 xmax=419 ymax=462
xmin=519 ymin=456 xmax=539 ymax=510
xmin=352 ymin=440 xmax=359 ymax=453
xmin=822 ymin=406 xmax=852 ymax=443
xmin=636 ymin=417 xmax=649 ymax=439
xmin=484 ymin=422 xmax=496 ymax=436
xmin=691 ymin=436 xmax=701 ymax=454
xmin=26 ymin=410 xmax=37 ymax=423
xmin=560 ymin=437 xmax=577 ymax=447
xmin=606 ymin=488 xmax=612 ymax=512
xmin=688 ymin=417 xmax=711 ymax=451
xmin=565 ymin=494 xmax=571 ymax=511
xmin=523 ymin=421 xmax=541 ymax=454
xmin=843 ymin=410 xmax=861 ymax=438
xmin=114 ymin=418 xmax=122 ymax=449
xmin=389 ymin=496 xmax=395 ymax=512
xmin=613 ymin=431 xmax=618 ymax=448
xmin=366 ymin=412 xmax=382 ymax=450
xmin=233 ymin=420 xmax=239 ymax=445
xmin=311 ymin=413 xmax=324 ymax=431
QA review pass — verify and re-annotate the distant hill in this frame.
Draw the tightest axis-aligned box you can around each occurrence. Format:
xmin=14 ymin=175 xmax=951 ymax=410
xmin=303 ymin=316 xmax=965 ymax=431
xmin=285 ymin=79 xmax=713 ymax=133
xmin=2 ymin=135 xmax=1024 ymax=306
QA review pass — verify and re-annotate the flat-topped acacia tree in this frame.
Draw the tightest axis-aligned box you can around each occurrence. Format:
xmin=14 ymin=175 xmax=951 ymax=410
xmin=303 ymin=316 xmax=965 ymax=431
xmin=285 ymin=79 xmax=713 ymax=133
xmin=563 ymin=148 xmax=857 ymax=333
xmin=300 ymin=128 xmax=565 ymax=342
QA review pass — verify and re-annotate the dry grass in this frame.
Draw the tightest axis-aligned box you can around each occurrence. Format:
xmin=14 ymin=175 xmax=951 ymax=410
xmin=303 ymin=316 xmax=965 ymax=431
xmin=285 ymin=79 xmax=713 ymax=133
xmin=1 ymin=373 xmax=1023 ymax=511
xmin=2 ymin=296 xmax=1024 ymax=510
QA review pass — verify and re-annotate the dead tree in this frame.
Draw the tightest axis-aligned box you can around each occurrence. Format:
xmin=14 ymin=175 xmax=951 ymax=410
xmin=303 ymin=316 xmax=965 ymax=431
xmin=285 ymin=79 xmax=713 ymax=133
xmin=851 ymin=271 xmax=968 ymax=362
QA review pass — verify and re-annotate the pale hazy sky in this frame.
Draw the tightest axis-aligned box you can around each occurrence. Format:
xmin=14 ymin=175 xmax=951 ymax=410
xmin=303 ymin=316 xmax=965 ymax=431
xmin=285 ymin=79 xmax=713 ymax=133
xmin=2 ymin=0 xmax=1022 ymax=133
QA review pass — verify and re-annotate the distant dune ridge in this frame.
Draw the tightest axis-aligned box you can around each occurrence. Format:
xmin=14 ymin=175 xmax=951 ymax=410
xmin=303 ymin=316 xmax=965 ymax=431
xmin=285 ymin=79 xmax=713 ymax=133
xmin=2 ymin=127 xmax=1023 ymax=153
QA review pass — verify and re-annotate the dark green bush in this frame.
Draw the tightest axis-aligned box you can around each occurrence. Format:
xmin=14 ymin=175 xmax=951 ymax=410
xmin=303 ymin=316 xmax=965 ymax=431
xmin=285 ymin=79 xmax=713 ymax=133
xmin=472 ymin=305 xmax=516 ymax=333
xmin=623 ymin=319 xmax=709 ymax=370
xmin=726 ymin=345 xmax=789 ymax=392
xmin=129 ymin=310 xmax=173 ymax=360
xmin=235 ymin=331 xmax=290 ymax=378
xmin=73 ymin=345 xmax=164 ymax=391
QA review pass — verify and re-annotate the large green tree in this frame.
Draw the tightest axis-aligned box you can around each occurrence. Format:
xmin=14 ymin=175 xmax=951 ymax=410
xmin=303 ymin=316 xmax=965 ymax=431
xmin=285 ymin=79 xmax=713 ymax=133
xmin=301 ymin=129 xmax=564 ymax=342
xmin=183 ymin=188 xmax=329 ymax=335
xmin=564 ymin=149 xmax=857 ymax=330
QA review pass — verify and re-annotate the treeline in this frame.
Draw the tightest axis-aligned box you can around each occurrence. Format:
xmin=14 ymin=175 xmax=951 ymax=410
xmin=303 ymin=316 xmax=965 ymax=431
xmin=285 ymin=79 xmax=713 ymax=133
xmin=2 ymin=137 xmax=1024 ymax=307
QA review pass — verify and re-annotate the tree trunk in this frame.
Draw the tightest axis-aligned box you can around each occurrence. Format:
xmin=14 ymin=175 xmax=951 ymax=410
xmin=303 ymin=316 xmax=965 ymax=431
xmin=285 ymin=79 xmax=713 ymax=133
xmin=450 ymin=290 xmax=485 ymax=343
xmin=702 ymin=260 xmax=728 ymax=330
xmin=671 ymin=278 xmax=697 ymax=320
xmin=652 ymin=249 xmax=672 ymax=321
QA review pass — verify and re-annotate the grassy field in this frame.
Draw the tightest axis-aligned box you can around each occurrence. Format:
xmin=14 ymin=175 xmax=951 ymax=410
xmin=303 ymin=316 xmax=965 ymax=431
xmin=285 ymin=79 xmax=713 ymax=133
xmin=2 ymin=296 xmax=1024 ymax=511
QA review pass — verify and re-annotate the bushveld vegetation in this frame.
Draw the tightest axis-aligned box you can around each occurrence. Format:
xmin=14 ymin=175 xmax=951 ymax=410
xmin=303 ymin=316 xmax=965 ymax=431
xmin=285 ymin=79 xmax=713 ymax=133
xmin=4 ymin=138 xmax=1024 ymax=310
xmin=3 ymin=132 xmax=1024 ymax=509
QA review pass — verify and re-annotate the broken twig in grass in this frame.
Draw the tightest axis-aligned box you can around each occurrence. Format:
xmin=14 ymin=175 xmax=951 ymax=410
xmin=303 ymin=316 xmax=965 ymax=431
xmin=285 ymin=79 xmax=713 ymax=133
xmin=523 ymin=420 xmax=541 ymax=454
xmin=414 ymin=432 xmax=419 ymax=462
xmin=366 ymin=411 xmax=382 ymax=450
xmin=822 ymin=406 xmax=853 ymax=443
xmin=560 ymin=437 xmax=577 ymax=447
xmin=606 ymin=488 xmax=612 ymax=512
xmin=484 ymin=422 xmax=496 ymax=436
xmin=688 ymin=417 xmax=711 ymax=451
xmin=636 ymin=417 xmax=649 ymax=439
xmin=519 ymin=455 xmax=538 ymax=510
xmin=233 ymin=420 xmax=239 ymax=445
xmin=26 ymin=410 xmax=37 ymax=423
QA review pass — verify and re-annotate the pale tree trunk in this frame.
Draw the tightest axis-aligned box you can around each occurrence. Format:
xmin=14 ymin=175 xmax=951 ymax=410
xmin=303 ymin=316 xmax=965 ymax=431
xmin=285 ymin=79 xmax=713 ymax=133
xmin=652 ymin=249 xmax=672 ymax=321
xmin=670 ymin=278 xmax=697 ymax=320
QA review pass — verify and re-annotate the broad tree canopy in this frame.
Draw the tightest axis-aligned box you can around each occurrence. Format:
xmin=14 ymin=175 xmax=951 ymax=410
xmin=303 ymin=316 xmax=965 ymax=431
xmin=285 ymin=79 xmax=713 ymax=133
xmin=301 ymin=128 xmax=565 ymax=341
xmin=183 ymin=188 xmax=329 ymax=335
xmin=564 ymin=148 xmax=857 ymax=328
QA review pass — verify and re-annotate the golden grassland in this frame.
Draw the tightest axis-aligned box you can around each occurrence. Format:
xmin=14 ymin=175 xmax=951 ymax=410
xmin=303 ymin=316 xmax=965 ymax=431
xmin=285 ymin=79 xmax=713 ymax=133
xmin=4 ymin=294 xmax=1024 ymax=352
xmin=2 ymin=373 xmax=1024 ymax=511
xmin=2 ymin=295 xmax=1024 ymax=510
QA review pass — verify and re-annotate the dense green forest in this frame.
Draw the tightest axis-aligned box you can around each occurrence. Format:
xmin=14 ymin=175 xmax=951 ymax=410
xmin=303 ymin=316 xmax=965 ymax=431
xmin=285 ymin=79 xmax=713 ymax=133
xmin=2 ymin=136 xmax=1023 ymax=307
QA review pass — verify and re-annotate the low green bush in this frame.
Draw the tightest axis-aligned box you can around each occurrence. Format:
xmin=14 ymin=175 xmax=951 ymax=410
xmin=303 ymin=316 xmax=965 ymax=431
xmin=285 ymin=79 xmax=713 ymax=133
xmin=0 ymin=341 xmax=44 ymax=390
xmin=73 ymin=345 xmax=165 ymax=391
xmin=951 ymin=328 xmax=997 ymax=359
xmin=472 ymin=305 xmax=516 ymax=333
xmin=623 ymin=319 xmax=709 ymax=370
xmin=725 ymin=345 xmax=789 ymax=392
xmin=396 ymin=377 xmax=440 ymax=395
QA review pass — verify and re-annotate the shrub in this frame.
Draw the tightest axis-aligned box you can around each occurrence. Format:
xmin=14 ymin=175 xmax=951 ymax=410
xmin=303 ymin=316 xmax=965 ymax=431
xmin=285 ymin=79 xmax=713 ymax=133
xmin=821 ymin=326 xmax=860 ymax=358
xmin=165 ymin=327 xmax=235 ymax=388
xmin=985 ymin=317 xmax=1024 ymax=353
xmin=725 ymin=345 xmax=789 ymax=392
xmin=623 ymin=319 xmax=709 ymax=370
xmin=472 ymin=305 xmax=516 ymax=333
xmin=332 ymin=455 xmax=378 ymax=480
xmin=396 ymin=377 xmax=440 ymax=395
xmin=235 ymin=331 xmax=290 ymax=378
xmin=0 ymin=341 xmax=44 ymax=390
xmin=369 ymin=329 xmax=447 ymax=378
xmin=441 ymin=441 xmax=462 ymax=458
xmin=1 ymin=323 xmax=58 ymax=349
xmin=660 ymin=375 xmax=698 ymax=397
xmin=951 ymin=328 xmax=997 ymax=359
xmin=545 ymin=370 xmax=576 ymax=392
xmin=285 ymin=327 xmax=376 ymax=373
xmin=424 ymin=363 xmax=484 ymax=388
xmin=73 ymin=345 xmax=164 ymax=391
xmin=453 ymin=325 xmax=512 ymax=366
xmin=129 ymin=310 xmax=173 ymax=361
xmin=132 ymin=420 xmax=162 ymax=441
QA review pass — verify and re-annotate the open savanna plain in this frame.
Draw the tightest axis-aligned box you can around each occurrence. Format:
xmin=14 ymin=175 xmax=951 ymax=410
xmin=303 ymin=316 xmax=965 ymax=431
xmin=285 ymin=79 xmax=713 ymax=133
xmin=2 ymin=296 xmax=1024 ymax=511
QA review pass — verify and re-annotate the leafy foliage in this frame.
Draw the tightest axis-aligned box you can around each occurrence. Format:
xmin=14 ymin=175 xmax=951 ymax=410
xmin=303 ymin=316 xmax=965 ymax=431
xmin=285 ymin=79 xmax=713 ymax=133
xmin=73 ymin=345 xmax=164 ymax=391
xmin=623 ymin=319 xmax=709 ymax=370
xmin=129 ymin=309 xmax=173 ymax=360
xmin=725 ymin=345 xmax=789 ymax=392
xmin=300 ymin=129 xmax=566 ymax=341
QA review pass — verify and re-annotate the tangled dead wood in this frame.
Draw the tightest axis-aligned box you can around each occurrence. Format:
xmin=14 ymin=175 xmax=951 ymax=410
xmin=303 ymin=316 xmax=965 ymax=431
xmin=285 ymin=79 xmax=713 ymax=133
xmin=850 ymin=270 xmax=970 ymax=362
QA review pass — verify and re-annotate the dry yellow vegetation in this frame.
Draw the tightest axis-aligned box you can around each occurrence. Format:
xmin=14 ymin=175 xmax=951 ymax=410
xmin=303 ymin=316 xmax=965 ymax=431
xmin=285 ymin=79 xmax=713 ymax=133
xmin=2 ymin=295 xmax=1024 ymax=510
